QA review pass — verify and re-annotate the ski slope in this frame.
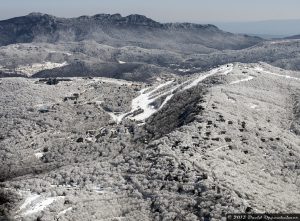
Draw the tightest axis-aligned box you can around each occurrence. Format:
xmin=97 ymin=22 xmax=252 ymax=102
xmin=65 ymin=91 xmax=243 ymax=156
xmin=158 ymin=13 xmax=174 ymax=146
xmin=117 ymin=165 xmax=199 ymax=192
xmin=16 ymin=192 xmax=64 ymax=219
xmin=107 ymin=64 xmax=234 ymax=123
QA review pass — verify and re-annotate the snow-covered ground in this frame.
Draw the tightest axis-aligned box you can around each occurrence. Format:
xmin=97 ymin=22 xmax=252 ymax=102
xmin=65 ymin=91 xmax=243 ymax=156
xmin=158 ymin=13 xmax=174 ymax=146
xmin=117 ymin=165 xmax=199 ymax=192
xmin=226 ymin=64 xmax=300 ymax=86
xmin=22 ymin=197 xmax=60 ymax=216
xmin=48 ymin=50 xmax=72 ymax=56
xmin=269 ymin=39 xmax=299 ymax=45
xmin=255 ymin=66 xmax=300 ymax=81
xmin=129 ymin=80 xmax=174 ymax=121
xmin=230 ymin=76 xmax=254 ymax=85
xmin=2 ymin=61 xmax=300 ymax=220
xmin=108 ymin=64 xmax=234 ymax=123
xmin=34 ymin=152 xmax=44 ymax=159
xmin=249 ymin=104 xmax=258 ymax=109
xmin=132 ymin=64 xmax=233 ymax=121
xmin=106 ymin=63 xmax=294 ymax=123
xmin=15 ymin=62 xmax=68 ymax=77
xmin=16 ymin=192 xmax=64 ymax=218
xmin=107 ymin=112 xmax=128 ymax=123
xmin=177 ymin=68 xmax=191 ymax=73
xmin=18 ymin=194 xmax=40 ymax=211
xmin=183 ymin=64 xmax=233 ymax=90
xmin=57 ymin=207 xmax=73 ymax=217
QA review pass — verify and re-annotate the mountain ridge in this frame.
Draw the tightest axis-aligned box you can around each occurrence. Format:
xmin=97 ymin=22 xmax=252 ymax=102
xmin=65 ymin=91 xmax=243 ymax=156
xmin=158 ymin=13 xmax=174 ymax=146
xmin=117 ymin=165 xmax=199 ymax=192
xmin=0 ymin=12 xmax=262 ymax=51
xmin=285 ymin=34 xmax=300 ymax=40
xmin=25 ymin=12 xmax=220 ymax=30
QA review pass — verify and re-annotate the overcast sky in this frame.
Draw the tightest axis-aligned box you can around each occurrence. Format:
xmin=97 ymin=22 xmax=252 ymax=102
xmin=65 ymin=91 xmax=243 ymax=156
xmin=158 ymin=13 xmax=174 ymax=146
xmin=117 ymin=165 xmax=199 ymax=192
xmin=0 ymin=0 xmax=300 ymax=22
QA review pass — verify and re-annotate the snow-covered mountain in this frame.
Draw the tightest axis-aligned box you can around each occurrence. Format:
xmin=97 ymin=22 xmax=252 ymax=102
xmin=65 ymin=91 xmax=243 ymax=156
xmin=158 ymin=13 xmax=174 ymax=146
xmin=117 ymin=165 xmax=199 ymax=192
xmin=1 ymin=62 xmax=299 ymax=220
xmin=0 ymin=13 xmax=262 ymax=52
xmin=0 ymin=12 xmax=300 ymax=221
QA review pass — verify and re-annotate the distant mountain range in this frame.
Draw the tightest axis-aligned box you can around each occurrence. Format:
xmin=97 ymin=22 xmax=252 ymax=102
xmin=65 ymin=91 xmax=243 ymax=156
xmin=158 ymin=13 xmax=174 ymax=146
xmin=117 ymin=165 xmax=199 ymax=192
xmin=0 ymin=13 xmax=262 ymax=53
xmin=285 ymin=34 xmax=300 ymax=40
